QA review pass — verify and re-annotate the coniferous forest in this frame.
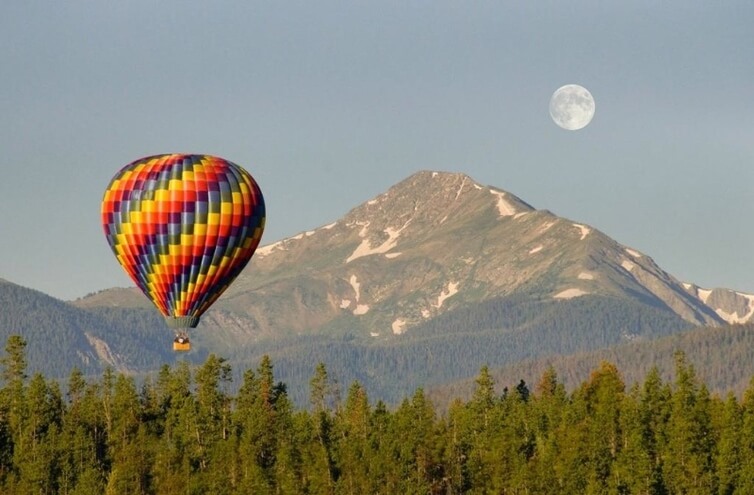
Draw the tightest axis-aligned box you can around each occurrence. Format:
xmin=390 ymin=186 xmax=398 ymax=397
xmin=3 ymin=335 xmax=754 ymax=494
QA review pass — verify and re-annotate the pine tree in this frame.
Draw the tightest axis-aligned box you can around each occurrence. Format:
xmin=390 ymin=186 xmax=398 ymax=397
xmin=716 ymin=393 xmax=742 ymax=495
xmin=738 ymin=375 xmax=754 ymax=493
xmin=637 ymin=365 xmax=670 ymax=494
xmin=105 ymin=374 xmax=152 ymax=495
xmin=234 ymin=356 xmax=292 ymax=494
xmin=59 ymin=368 xmax=106 ymax=494
xmin=193 ymin=353 xmax=233 ymax=487
xmin=389 ymin=388 xmax=438 ymax=494
xmin=1 ymin=335 xmax=28 ymax=443
xmin=663 ymin=351 xmax=715 ymax=494
xmin=14 ymin=373 xmax=63 ymax=494
xmin=581 ymin=361 xmax=625 ymax=493
xmin=151 ymin=362 xmax=194 ymax=495
xmin=529 ymin=366 xmax=568 ymax=494
xmin=307 ymin=362 xmax=336 ymax=493
xmin=334 ymin=381 xmax=371 ymax=495
xmin=610 ymin=384 xmax=654 ymax=494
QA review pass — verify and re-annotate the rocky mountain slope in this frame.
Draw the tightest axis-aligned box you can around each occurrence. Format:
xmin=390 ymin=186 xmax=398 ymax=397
xmin=683 ymin=284 xmax=754 ymax=324
xmin=78 ymin=170 xmax=747 ymax=345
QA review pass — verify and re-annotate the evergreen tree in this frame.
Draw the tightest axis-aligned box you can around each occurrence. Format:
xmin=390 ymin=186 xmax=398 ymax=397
xmin=0 ymin=335 xmax=28 ymax=448
xmin=716 ymin=393 xmax=742 ymax=495
xmin=11 ymin=373 xmax=62 ymax=494
xmin=580 ymin=361 xmax=625 ymax=493
xmin=334 ymin=381 xmax=372 ymax=494
xmin=151 ymin=361 xmax=194 ymax=495
xmin=59 ymin=368 xmax=106 ymax=495
xmin=193 ymin=353 xmax=233 ymax=491
xmin=663 ymin=351 xmax=715 ymax=494
xmin=105 ymin=374 xmax=152 ymax=495
xmin=234 ymin=356 xmax=292 ymax=494
xmin=529 ymin=366 xmax=568 ymax=494
xmin=307 ymin=362 xmax=336 ymax=492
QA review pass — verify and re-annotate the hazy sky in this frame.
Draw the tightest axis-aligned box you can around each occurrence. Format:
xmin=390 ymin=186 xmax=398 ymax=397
xmin=1 ymin=1 xmax=752 ymax=301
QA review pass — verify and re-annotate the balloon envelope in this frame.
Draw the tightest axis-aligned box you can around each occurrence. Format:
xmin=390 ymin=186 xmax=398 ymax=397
xmin=101 ymin=154 xmax=265 ymax=330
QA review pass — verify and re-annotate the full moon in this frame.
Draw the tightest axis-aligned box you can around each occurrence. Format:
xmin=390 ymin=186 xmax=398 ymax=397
xmin=549 ymin=84 xmax=595 ymax=130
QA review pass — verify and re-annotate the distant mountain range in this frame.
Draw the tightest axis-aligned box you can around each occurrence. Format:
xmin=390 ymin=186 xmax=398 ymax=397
xmin=1 ymin=171 xmax=752 ymax=404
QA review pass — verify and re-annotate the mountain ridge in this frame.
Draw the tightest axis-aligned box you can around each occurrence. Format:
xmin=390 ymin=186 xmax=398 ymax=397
xmin=195 ymin=170 xmax=745 ymax=334
xmin=75 ymin=170 xmax=751 ymax=333
xmin=2 ymin=169 xmax=751 ymax=405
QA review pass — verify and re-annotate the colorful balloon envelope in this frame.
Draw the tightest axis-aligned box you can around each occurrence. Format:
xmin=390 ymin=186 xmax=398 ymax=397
xmin=101 ymin=154 xmax=265 ymax=345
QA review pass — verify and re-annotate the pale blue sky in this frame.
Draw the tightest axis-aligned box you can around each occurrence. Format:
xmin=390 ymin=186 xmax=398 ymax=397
xmin=1 ymin=1 xmax=752 ymax=300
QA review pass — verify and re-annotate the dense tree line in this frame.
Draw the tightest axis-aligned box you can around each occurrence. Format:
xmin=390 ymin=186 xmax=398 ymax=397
xmin=3 ymin=275 xmax=694 ymax=400
xmin=3 ymin=335 xmax=754 ymax=494
xmin=430 ymin=323 xmax=754 ymax=412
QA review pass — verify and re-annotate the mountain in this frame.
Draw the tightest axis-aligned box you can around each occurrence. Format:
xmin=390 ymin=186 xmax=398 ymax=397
xmin=53 ymin=170 xmax=749 ymax=404
xmin=78 ymin=170 xmax=737 ymax=337
xmin=200 ymin=170 xmax=751 ymax=334
xmin=0 ymin=278 xmax=205 ymax=379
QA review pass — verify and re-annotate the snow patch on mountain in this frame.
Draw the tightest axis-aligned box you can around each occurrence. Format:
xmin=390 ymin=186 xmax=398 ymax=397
xmin=392 ymin=318 xmax=407 ymax=335
xmin=538 ymin=221 xmax=555 ymax=233
xmin=385 ymin=252 xmax=402 ymax=259
xmin=349 ymin=275 xmax=361 ymax=301
xmin=256 ymin=242 xmax=281 ymax=256
xmin=697 ymin=288 xmax=712 ymax=303
xmin=433 ymin=281 xmax=459 ymax=309
xmin=554 ymin=288 xmax=589 ymax=299
xmin=625 ymin=248 xmax=642 ymax=258
xmin=340 ymin=299 xmax=351 ymax=309
xmin=489 ymin=190 xmax=517 ymax=217
xmin=529 ymin=245 xmax=543 ymax=254
xmin=348 ymin=274 xmax=370 ymax=315
xmin=578 ymin=272 xmax=595 ymax=280
xmin=455 ymin=176 xmax=467 ymax=200
xmin=256 ymin=224 xmax=337 ymax=256
xmin=573 ymin=224 xmax=591 ymax=240
xmin=716 ymin=306 xmax=754 ymax=324
xmin=622 ymin=260 xmax=636 ymax=272
xmin=346 ymin=221 xmax=409 ymax=263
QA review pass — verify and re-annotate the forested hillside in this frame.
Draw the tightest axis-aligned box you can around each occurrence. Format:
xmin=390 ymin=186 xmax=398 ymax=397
xmin=1 ymin=335 xmax=754 ymax=494
xmin=431 ymin=322 xmax=754 ymax=411
xmin=225 ymin=294 xmax=692 ymax=405
xmin=0 ymin=279 xmax=205 ymax=378
xmin=2 ymin=272 xmax=695 ymax=405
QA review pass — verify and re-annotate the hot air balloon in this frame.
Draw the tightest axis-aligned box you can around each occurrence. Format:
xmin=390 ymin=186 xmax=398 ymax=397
xmin=101 ymin=154 xmax=265 ymax=351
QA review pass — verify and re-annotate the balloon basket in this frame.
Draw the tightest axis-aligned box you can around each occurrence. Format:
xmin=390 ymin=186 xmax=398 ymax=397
xmin=173 ymin=336 xmax=191 ymax=352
